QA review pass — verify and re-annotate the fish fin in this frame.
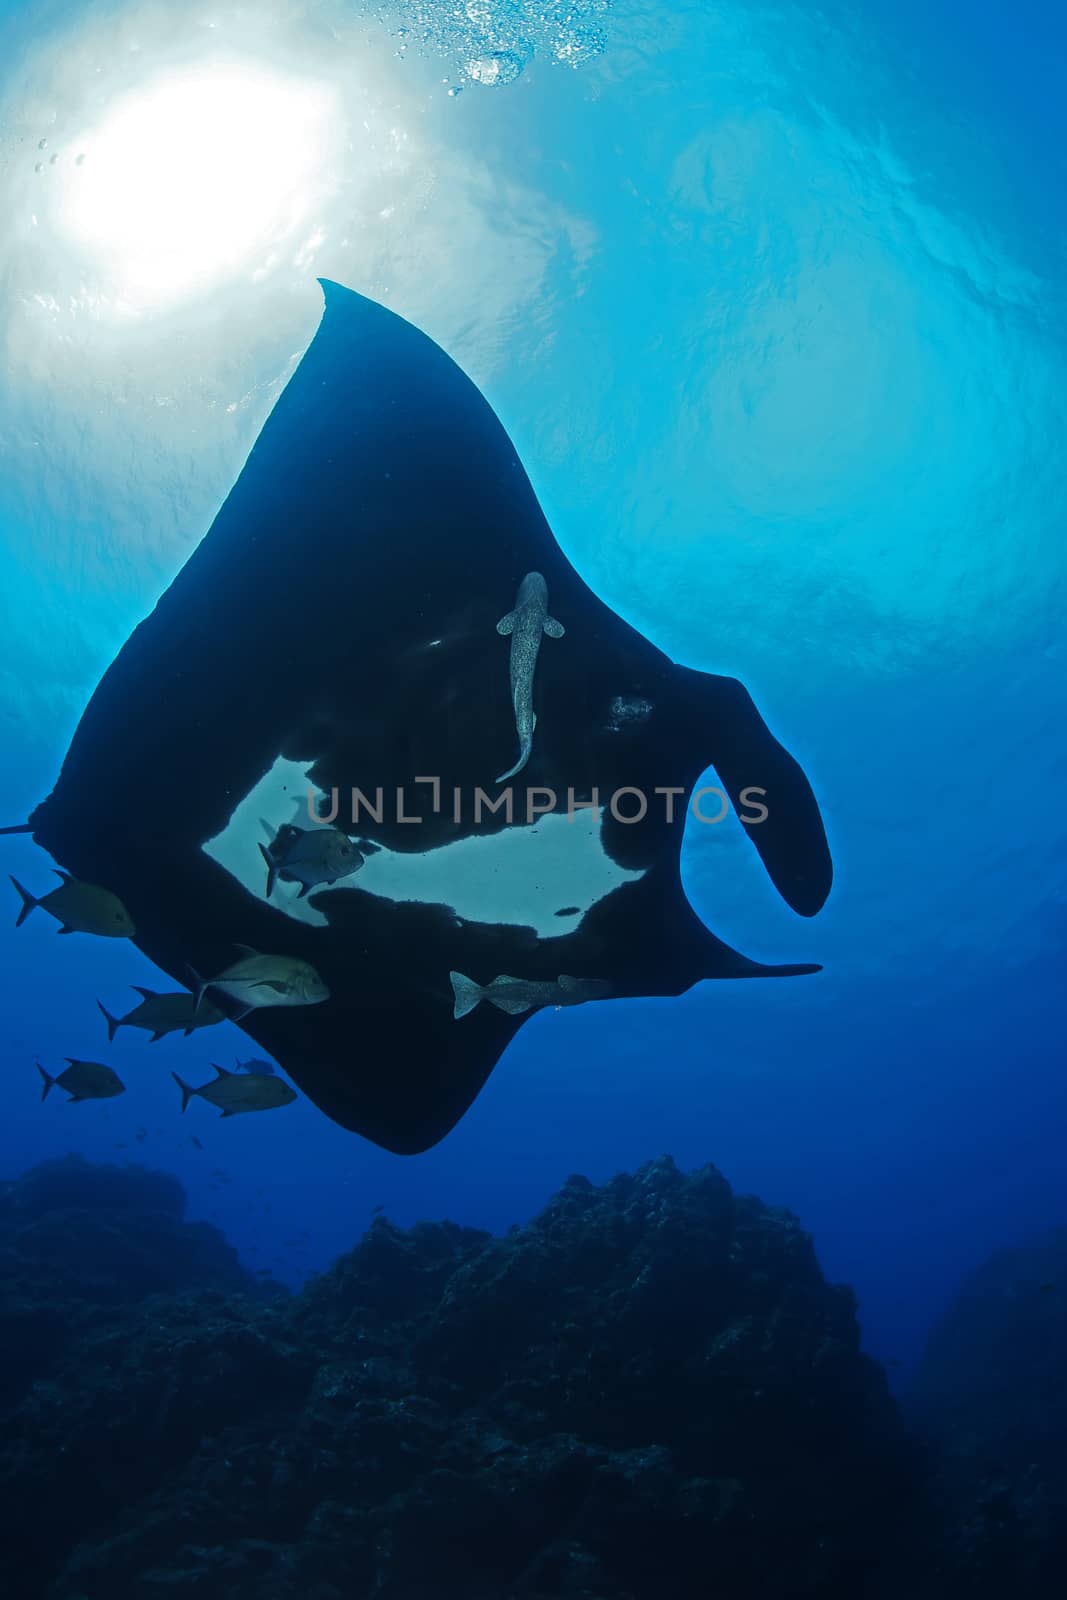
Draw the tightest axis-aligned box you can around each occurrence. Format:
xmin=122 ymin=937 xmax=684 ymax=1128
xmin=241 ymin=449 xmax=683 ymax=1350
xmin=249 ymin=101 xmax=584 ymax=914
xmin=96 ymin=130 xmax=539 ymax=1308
xmin=97 ymin=1000 xmax=120 ymax=1043
xmin=57 ymin=924 xmax=75 ymax=935
xmin=150 ymin=1031 xmax=166 ymax=1042
xmin=449 ymin=971 xmax=484 ymax=1021
xmin=297 ymin=883 xmax=310 ymax=899
xmin=219 ymin=1108 xmax=236 ymax=1118
xmin=496 ymin=610 xmax=517 ymax=635
xmin=356 ymin=837 xmax=382 ymax=855
xmin=171 ymin=1071 xmax=195 ymax=1113
xmin=65 ymin=1094 xmax=85 ymax=1103
xmin=131 ymin=985 xmax=158 ymax=999
xmin=543 ymin=616 xmax=565 ymax=639
xmin=495 ymin=738 xmax=532 ymax=784
xmin=259 ymin=816 xmax=278 ymax=842
xmin=231 ymin=1005 xmax=254 ymax=1022
xmin=35 ymin=1062 xmax=55 ymax=1102
xmin=487 ymin=994 xmax=533 ymax=1015
xmin=185 ymin=965 xmax=209 ymax=1017
xmin=0 ymin=822 xmax=32 ymax=834
xmin=258 ymin=842 xmax=277 ymax=898
xmin=252 ymin=979 xmax=289 ymax=993
xmin=210 ymin=1062 xmax=235 ymax=1077
xmin=10 ymin=876 xmax=37 ymax=928
xmin=51 ymin=869 xmax=74 ymax=883
xmin=233 ymin=942 xmax=259 ymax=957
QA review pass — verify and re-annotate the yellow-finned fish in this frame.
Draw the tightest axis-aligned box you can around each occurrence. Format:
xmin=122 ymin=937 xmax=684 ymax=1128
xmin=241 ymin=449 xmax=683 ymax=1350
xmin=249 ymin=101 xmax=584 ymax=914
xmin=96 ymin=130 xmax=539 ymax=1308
xmin=10 ymin=872 xmax=134 ymax=937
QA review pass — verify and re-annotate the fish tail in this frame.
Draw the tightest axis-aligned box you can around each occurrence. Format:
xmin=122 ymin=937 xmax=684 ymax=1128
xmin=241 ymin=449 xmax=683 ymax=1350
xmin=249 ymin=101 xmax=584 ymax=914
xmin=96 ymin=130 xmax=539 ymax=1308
xmin=9 ymin=876 xmax=37 ymax=928
xmin=449 ymin=971 xmax=485 ymax=1020
xmin=97 ymin=999 xmax=120 ymax=1043
xmin=0 ymin=822 xmax=32 ymax=835
xmin=258 ymin=842 xmax=277 ymax=898
xmin=186 ymin=965 xmax=209 ymax=1017
xmin=36 ymin=1061 xmax=55 ymax=1102
xmin=495 ymin=737 xmax=532 ymax=785
xmin=171 ymin=1071 xmax=195 ymax=1113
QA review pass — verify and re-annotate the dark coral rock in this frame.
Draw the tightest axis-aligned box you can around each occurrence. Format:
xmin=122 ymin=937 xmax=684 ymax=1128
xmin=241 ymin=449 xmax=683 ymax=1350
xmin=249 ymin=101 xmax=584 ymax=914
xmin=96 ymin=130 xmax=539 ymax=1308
xmin=0 ymin=1155 xmax=262 ymax=1440
xmin=908 ymin=1228 xmax=1067 ymax=1596
xmin=0 ymin=1155 xmax=929 ymax=1599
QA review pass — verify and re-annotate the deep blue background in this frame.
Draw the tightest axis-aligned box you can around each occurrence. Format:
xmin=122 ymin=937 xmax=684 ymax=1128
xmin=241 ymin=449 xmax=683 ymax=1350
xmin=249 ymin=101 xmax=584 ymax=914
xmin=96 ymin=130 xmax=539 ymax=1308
xmin=0 ymin=0 xmax=1064 ymax=1381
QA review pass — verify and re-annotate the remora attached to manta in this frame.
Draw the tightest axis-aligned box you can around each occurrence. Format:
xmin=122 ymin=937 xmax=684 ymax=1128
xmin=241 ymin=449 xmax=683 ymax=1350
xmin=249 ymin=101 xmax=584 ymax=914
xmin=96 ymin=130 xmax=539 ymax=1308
xmin=496 ymin=571 xmax=565 ymax=782
xmin=12 ymin=280 xmax=832 ymax=1154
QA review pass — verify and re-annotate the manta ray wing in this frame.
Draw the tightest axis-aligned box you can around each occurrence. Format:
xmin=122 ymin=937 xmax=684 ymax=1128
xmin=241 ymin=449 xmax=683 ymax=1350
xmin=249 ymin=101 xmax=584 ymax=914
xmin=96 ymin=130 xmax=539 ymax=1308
xmin=23 ymin=281 xmax=832 ymax=1153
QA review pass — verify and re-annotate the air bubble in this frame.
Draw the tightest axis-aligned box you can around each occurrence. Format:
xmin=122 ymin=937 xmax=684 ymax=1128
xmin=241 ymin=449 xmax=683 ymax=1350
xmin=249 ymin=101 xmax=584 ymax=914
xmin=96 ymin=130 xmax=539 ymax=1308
xmin=467 ymin=49 xmax=525 ymax=87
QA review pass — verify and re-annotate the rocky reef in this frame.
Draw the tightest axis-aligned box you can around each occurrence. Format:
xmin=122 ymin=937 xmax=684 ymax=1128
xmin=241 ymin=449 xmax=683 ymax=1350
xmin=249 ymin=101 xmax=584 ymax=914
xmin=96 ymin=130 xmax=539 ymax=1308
xmin=0 ymin=1153 xmax=930 ymax=1598
xmin=907 ymin=1228 xmax=1067 ymax=1595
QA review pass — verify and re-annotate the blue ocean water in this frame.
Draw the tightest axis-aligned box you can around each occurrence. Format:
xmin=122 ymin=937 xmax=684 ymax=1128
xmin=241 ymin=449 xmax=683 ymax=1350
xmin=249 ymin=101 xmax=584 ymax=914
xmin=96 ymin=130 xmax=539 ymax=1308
xmin=0 ymin=0 xmax=1064 ymax=1414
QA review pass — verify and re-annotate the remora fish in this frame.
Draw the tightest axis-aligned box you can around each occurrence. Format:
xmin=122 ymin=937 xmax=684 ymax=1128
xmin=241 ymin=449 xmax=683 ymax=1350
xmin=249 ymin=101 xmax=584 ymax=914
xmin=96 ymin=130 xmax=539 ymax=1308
xmin=97 ymin=987 xmax=224 ymax=1043
xmin=450 ymin=971 xmax=610 ymax=1020
xmin=10 ymin=872 xmax=134 ymax=937
xmin=172 ymin=1063 xmax=298 ymax=1118
xmin=259 ymin=822 xmax=370 ymax=899
xmin=189 ymin=944 xmax=329 ymax=1021
xmin=495 ymin=571 xmax=565 ymax=783
xmin=37 ymin=1058 xmax=126 ymax=1102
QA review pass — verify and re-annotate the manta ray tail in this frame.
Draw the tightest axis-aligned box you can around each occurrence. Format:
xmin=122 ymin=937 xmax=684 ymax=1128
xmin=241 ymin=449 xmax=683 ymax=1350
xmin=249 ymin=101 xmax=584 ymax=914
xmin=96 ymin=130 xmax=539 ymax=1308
xmin=495 ymin=738 xmax=532 ymax=785
xmin=450 ymin=971 xmax=485 ymax=1020
xmin=0 ymin=822 xmax=32 ymax=835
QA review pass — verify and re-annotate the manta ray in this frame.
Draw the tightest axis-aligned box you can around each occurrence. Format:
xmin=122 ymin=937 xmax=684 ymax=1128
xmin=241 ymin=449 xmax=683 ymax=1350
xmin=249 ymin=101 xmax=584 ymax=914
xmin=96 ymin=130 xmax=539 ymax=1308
xmin=8 ymin=280 xmax=832 ymax=1153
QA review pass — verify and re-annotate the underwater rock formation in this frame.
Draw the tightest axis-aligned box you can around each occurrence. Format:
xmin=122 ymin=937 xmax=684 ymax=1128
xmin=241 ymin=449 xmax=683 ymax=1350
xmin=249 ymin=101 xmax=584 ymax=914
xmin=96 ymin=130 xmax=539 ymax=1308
xmin=0 ymin=1155 xmax=925 ymax=1599
xmin=908 ymin=1229 xmax=1067 ymax=1596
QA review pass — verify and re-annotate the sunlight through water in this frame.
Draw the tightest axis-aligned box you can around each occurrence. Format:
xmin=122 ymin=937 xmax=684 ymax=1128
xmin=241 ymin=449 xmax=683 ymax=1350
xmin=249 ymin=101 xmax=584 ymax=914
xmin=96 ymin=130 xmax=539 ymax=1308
xmin=54 ymin=62 xmax=342 ymax=312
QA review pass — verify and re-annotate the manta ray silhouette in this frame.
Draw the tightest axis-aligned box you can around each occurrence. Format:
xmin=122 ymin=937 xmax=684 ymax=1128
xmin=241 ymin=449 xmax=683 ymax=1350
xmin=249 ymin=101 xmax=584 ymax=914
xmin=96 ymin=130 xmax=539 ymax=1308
xmin=15 ymin=281 xmax=832 ymax=1153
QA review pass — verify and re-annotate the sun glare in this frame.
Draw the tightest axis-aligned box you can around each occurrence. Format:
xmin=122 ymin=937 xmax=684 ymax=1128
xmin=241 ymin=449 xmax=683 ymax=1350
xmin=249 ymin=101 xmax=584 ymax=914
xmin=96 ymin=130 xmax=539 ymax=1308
xmin=55 ymin=61 xmax=341 ymax=311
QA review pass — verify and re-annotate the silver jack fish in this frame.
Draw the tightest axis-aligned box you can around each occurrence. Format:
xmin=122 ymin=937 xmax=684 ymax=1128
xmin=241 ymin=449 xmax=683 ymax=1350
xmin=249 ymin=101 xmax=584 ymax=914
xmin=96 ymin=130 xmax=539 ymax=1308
xmin=189 ymin=944 xmax=330 ymax=1022
xmin=450 ymin=971 xmax=610 ymax=1020
xmin=37 ymin=1058 xmax=126 ymax=1102
xmin=234 ymin=1056 xmax=277 ymax=1076
xmin=495 ymin=571 xmax=565 ymax=783
xmin=97 ymin=987 xmax=225 ymax=1043
xmin=172 ymin=1063 xmax=298 ymax=1118
xmin=259 ymin=822 xmax=372 ymax=899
